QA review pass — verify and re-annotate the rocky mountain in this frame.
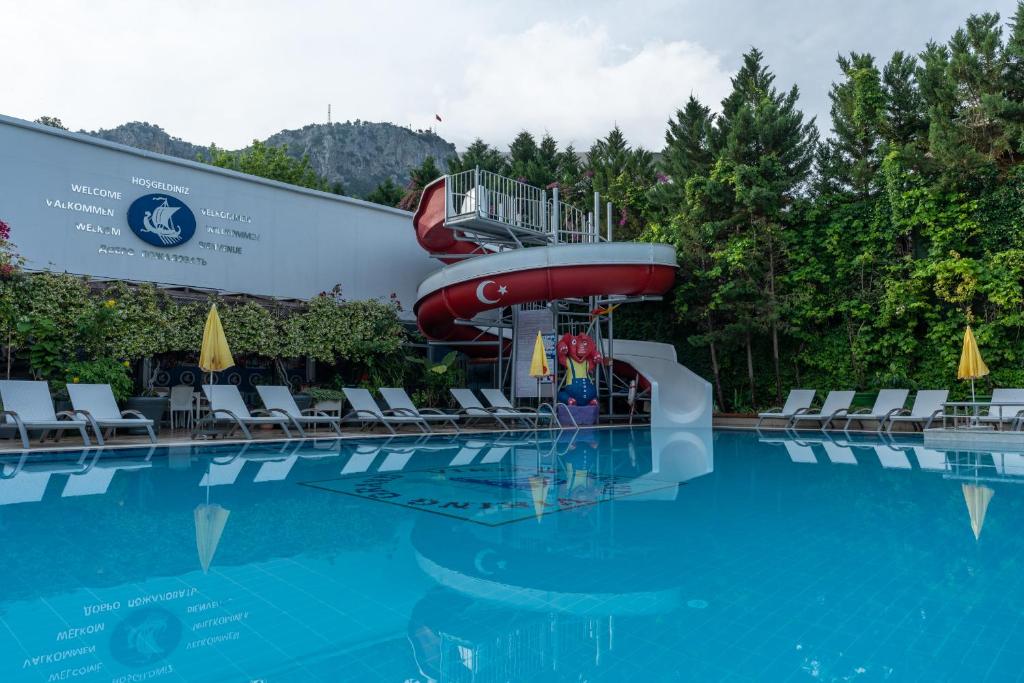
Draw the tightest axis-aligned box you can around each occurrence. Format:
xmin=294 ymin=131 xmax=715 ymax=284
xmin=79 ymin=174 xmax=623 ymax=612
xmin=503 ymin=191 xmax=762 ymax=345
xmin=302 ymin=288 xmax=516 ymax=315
xmin=84 ymin=122 xmax=210 ymax=162
xmin=83 ymin=120 xmax=455 ymax=198
xmin=266 ymin=122 xmax=454 ymax=197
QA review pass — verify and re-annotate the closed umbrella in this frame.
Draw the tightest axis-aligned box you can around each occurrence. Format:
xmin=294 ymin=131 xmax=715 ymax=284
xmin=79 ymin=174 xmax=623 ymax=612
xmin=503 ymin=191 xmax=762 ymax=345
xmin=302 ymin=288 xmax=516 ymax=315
xmin=957 ymin=325 xmax=989 ymax=402
xmin=199 ymin=304 xmax=234 ymax=384
xmin=529 ymin=330 xmax=550 ymax=400
xmin=962 ymin=482 xmax=994 ymax=541
xmin=528 ymin=474 xmax=550 ymax=522
xmin=194 ymin=503 xmax=230 ymax=573
xmin=195 ymin=459 xmax=230 ymax=573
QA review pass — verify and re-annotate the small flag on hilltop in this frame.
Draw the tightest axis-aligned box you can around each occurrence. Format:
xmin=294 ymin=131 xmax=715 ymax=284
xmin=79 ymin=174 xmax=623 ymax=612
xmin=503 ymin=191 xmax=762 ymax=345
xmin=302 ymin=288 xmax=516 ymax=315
xmin=435 ymin=114 xmax=443 ymax=122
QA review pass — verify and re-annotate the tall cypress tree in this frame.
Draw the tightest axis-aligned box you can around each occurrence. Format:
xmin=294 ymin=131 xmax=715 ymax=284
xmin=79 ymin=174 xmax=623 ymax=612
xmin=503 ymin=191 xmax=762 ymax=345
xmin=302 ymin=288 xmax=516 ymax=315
xmin=447 ymin=139 xmax=506 ymax=175
xmin=707 ymin=48 xmax=818 ymax=404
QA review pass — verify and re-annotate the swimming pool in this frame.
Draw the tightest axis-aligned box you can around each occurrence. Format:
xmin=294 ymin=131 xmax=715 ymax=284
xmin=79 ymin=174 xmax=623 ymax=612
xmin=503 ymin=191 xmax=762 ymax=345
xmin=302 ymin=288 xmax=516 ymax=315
xmin=1 ymin=428 xmax=1021 ymax=681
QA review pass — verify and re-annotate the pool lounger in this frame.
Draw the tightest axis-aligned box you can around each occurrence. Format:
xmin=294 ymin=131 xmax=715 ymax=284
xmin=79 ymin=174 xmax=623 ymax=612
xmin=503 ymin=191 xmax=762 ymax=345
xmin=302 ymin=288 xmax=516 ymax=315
xmin=0 ymin=380 xmax=92 ymax=449
xmin=341 ymin=388 xmax=430 ymax=435
xmin=840 ymin=389 xmax=910 ymax=435
xmin=256 ymin=385 xmax=342 ymax=437
xmin=756 ymin=389 xmax=816 ymax=429
xmin=480 ymin=388 xmax=557 ymax=428
xmin=976 ymin=388 xmax=1024 ymax=430
xmin=197 ymin=385 xmax=296 ymax=440
xmin=450 ymin=389 xmax=513 ymax=429
xmin=67 ymin=383 xmax=157 ymax=445
xmin=788 ymin=390 xmax=856 ymax=431
xmin=379 ymin=387 xmax=461 ymax=433
xmin=880 ymin=390 xmax=948 ymax=434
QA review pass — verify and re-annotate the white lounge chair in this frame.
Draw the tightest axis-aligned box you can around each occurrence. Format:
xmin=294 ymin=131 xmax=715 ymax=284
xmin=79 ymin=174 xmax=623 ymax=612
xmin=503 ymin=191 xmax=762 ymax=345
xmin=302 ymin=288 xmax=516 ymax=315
xmin=67 ymin=383 xmax=157 ymax=445
xmin=341 ymin=388 xmax=429 ymax=435
xmin=881 ymin=390 xmax=948 ymax=434
xmin=480 ymin=388 xmax=555 ymax=428
xmin=0 ymin=380 xmax=91 ymax=448
xmin=450 ymin=388 xmax=510 ymax=429
xmin=977 ymin=388 xmax=1024 ymax=430
xmin=788 ymin=390 xmax=856 ymax=431
xmin=256 ymin=385 xmax=342 ymax=437
xmin=379 ymin=387 xmax=461 ymax=433
xmin=840 ymin=389 xmax=909 ymax=435
xmin=756 ymin=389 xmax=817 ymax=429
xmin=197 ymin=385 xmax=295 ymax=440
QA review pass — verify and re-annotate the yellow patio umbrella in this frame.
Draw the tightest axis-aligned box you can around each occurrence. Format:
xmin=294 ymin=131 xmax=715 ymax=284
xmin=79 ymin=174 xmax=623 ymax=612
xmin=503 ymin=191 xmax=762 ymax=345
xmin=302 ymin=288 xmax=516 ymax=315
xmin=529 ymin=330 xmax=551 ymax=400
xmin=957 ymin=325 xmax=989 ymax=401
xmin=529 ymin=330 xmax=550 ymax=377
xmin=199 ymin=304 xmax=235 ymax=381
xmin=962 ymin=483 xmax=994 ymax=541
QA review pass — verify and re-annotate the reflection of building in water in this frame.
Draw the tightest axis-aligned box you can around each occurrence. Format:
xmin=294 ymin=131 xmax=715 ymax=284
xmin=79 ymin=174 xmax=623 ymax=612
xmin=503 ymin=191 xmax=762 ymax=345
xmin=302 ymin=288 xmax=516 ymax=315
xmin=408 ymin=428 xmax=713 ymax=681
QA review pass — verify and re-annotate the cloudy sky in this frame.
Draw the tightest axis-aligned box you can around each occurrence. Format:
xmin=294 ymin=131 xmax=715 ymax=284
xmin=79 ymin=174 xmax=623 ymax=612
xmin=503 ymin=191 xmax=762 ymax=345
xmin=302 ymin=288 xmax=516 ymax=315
xmin=2 ymin=0 xmax=1018 ymax=151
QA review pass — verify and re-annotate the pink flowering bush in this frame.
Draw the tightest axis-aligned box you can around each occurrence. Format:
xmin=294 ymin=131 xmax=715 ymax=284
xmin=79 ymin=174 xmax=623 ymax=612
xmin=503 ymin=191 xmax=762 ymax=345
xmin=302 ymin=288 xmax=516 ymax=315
xmin=0 ymin=218 xmax=23 ymax=280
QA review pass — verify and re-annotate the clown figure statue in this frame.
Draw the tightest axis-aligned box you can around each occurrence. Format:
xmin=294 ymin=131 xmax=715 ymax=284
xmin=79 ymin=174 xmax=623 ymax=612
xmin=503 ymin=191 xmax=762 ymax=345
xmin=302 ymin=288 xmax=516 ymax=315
xmin=556 ymin=333 xmax=602 ymax=406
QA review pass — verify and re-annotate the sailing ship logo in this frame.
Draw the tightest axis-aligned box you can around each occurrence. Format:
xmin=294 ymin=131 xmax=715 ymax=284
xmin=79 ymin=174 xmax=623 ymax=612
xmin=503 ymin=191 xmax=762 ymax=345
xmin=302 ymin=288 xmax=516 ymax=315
xmin=126 ymin=194 xmax=197 ymax=248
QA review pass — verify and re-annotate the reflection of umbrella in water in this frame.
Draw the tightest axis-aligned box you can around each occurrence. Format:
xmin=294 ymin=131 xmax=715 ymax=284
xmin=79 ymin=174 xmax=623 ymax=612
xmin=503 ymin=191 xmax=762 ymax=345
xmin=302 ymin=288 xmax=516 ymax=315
xmin=528 ymin=475 xmax=550 ymax=522
xmin=195 ymin=460 xmax=230 ymax=573
xmin=962 ymin=482 xmax=994 ymax=540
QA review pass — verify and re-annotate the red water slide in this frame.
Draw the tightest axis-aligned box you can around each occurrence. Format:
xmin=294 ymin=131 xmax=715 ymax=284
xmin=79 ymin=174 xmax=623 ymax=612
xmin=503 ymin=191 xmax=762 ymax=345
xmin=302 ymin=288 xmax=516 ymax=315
xmin=412 ymin=179 xmax=677 ymax=347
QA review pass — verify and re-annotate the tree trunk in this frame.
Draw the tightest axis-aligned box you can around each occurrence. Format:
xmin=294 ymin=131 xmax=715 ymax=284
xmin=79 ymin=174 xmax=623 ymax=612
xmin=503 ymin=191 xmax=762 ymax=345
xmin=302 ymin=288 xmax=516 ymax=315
xmin=771 ymin=321 xmax=781 ymax=402
xmin=845 ymin=316 xmax=862 ymax=386
xmin=766 ymin=232 xmax=782 ymax=403
xmin=708 ymin=339 xmax=725 ymax=412
xmin=705 ymin=314 xmax=726 ymax=411
xmin=745 ymin=330 xmax=756 ymax=407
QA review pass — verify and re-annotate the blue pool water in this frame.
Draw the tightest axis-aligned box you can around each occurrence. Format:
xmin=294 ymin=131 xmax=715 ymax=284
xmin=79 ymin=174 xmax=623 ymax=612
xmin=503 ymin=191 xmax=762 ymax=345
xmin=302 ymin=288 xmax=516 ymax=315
xmin=2 ymin=428 xmax=1023 ymax=681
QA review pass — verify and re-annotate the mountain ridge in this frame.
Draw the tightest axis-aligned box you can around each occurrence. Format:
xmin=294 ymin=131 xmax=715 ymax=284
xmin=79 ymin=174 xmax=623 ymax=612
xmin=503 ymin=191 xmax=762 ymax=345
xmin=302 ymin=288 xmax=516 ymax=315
xmin=82 ymin=120 xmax=455 ymax=197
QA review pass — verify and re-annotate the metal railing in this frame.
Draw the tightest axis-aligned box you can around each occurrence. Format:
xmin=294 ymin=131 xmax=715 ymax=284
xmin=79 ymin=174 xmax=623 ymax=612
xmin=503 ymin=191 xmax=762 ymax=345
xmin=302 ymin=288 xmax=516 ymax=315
xmin=552 ymin=199 xmax=597 ymax=244
xmin=444 ymin=168 xmax=608 ymax=246
xmin=445 ymin=169 xmax=548 ymax=237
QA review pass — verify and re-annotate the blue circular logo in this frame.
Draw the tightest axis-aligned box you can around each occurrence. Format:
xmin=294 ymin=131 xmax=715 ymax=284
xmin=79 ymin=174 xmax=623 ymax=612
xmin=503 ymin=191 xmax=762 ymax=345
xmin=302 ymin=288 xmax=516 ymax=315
xmin=127 ymin=194 xmax=196 ymax=248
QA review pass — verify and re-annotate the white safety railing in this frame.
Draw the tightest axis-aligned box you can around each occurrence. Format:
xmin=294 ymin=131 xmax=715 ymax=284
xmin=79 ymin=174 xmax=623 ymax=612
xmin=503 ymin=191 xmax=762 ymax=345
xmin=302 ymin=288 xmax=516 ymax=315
xmin=446 ymin=169 xmax=548 ymax=232
xmin=552 ymin=200 xmax=598 ymax=243
xmin=444 ymin=168 xmax=609 ymax=246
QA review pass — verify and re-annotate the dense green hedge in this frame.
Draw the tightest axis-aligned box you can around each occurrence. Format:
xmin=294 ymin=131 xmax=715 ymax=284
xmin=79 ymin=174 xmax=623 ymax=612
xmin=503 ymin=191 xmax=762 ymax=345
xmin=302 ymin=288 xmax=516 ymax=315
xmin=0 ymin=272 xmax=407 ymax=390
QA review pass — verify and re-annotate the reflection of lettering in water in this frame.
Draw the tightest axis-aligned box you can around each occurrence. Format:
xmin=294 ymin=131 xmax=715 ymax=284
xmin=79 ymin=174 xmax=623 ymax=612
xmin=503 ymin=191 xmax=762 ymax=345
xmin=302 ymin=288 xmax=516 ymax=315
xmin=141 ymin=198 xmax=182 ymax=246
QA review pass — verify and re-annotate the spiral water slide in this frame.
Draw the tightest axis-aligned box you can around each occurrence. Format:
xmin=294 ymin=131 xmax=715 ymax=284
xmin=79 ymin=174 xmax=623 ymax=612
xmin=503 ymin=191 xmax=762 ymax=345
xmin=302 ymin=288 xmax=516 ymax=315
xmin=412 ymin=175 xmax=711 ymax=430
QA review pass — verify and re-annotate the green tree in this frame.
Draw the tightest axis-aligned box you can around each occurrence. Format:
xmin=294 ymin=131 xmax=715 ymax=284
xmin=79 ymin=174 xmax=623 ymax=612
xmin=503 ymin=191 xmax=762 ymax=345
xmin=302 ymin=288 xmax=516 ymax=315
xmin=34 ymin=116 xmax=67 ymax=130
xmin=365 ymin=178 xmax=405 ymax=207
xmin=205 ymin=140 xmax=340 ymax=194
xmin=447 ymin=139 xmax=506 ymax=175
xmin=397 ymin=156 xmax=443 ymax=211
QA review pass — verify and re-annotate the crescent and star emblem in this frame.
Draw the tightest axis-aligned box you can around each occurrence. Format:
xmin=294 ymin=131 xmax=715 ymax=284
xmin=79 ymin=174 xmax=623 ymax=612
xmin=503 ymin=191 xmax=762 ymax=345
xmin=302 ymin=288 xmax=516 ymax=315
xmin=475 ymin=280 xmax=508 ymax=305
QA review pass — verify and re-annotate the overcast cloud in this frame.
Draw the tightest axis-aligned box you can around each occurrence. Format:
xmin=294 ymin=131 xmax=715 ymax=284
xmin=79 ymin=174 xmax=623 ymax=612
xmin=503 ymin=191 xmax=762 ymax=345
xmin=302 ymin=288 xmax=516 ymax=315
xmin=1 ymin=0 xmax=1018 ymax=151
